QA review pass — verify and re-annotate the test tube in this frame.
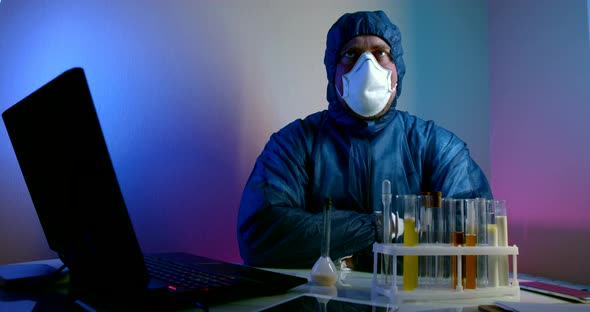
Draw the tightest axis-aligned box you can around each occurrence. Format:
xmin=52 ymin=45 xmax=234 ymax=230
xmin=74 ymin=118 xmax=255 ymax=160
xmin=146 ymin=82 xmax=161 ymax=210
xmin=402 ymin=194 xmax=419 ymax=291
xmin=476 ymin=198 xmax=488 ymax=288
xmin=419 ymin=193 xmax=434 ymax=288
xmin=492 ymin=200 xmax=510 ymax=286
xmin=448 ymin=198 xmax=465 ymax=289
xmin=464 ymin=199 xmax=477 ymax=289
xmin=382 ymin=180 xmax=392 ymax=244
xmin=380 ymin=180 xmax=393 ymax=285
xmin=487 ymin=200 xmax=499 ymax=287
xmin=430 ymin=192 xmax=444 ymax=287
xmin=439 ymin=197 xmax=452 ymax=286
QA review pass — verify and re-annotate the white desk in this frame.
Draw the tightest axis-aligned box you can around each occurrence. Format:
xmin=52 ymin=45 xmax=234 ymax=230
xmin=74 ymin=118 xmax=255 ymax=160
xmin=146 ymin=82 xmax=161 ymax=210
xmin=211 ymin=267 xmax=579 ymax=312
xmin=0 ymin=259 xmax=586 ymax=312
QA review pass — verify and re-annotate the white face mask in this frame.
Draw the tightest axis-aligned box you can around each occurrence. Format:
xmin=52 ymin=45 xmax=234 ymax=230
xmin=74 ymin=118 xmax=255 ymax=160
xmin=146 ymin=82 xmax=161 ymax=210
xmin=337 ymin=52 xmax=396 ymax=117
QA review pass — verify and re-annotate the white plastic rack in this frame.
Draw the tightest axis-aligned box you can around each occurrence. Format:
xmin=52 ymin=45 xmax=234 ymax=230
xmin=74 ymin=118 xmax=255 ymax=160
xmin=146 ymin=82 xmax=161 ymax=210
xmin=371 ymin=243 xmax=520 ymax=304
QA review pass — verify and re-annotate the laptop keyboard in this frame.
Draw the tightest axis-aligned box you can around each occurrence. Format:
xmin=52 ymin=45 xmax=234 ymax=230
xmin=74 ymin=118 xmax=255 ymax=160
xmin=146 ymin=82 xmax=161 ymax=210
xmin=144 ymin=255 xmax=236 ymax=290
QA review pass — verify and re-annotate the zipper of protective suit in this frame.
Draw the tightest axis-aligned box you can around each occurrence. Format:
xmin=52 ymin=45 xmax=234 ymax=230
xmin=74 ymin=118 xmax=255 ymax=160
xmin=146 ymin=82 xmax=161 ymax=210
xmin=366 ymin=138 xmax=374 ymax=215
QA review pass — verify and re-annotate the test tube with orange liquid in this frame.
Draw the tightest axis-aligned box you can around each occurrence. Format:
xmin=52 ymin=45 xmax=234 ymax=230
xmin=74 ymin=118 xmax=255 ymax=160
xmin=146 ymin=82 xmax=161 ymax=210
xmin=464 ymin=199 xmax=477 ymax=289
xmin=448 ymin=198 xmax=465 ymax=289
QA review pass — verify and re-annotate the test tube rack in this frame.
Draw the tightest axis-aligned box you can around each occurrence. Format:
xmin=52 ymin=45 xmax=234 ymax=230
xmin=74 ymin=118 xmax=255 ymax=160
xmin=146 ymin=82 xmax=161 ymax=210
xmin=371 ymin=243 xmax=520 ymax=304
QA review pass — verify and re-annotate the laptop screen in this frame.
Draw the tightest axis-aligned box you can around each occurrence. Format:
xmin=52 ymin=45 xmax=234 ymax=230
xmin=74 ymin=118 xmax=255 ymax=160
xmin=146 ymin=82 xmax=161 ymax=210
xmin=2 ymin=68 xmax=149 ymax=285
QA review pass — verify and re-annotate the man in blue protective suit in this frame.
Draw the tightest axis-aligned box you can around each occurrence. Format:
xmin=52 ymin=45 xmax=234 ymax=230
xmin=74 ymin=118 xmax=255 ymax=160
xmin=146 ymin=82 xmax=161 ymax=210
xmin=237 ymin=10 xmax=492 ymax=271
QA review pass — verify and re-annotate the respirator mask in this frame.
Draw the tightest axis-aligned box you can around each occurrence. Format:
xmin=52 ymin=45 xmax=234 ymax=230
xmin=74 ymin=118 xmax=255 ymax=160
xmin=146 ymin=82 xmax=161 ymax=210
xmin=337 ymin=52 xmax=396 ymax=117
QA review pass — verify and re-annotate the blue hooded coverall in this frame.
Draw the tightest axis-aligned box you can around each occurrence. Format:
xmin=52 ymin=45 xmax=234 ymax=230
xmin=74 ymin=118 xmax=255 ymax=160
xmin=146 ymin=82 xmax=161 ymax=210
xmin=237 ymin=11 xmax=492 ymax=269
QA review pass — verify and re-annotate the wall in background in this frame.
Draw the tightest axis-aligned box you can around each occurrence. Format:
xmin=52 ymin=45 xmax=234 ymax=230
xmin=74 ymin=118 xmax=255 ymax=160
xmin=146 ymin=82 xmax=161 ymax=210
xmin=1 ymin=0 xmax=493 ymax=278
xmin=489 ymin=0 xmax=590 ymax=284
xmin=403 ymin=2 xmax=491 ymax=177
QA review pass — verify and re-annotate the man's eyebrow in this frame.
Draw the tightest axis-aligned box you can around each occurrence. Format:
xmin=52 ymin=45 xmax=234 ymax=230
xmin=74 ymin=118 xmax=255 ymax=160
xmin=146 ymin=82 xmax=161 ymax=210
xmin=368 ymin=43 xmax=391 ymax=51
xmin=340 ymin=44 xmax=391 ymax=55
xmin=340 ymin=46 xmax=364 ymax=55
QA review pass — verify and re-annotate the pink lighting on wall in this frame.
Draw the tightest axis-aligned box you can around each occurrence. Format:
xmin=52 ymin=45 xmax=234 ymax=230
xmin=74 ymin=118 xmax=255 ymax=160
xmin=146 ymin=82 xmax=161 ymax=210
xmin=489 ymin=0 xmax=590 ymax=285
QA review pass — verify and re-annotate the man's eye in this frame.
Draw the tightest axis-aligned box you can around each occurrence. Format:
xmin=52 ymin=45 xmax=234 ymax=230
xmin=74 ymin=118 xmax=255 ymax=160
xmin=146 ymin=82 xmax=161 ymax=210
xmin=343 ymin=51 xmax=356 ymax=58
xmin=375 ymin=51 xmax=388 ymax=57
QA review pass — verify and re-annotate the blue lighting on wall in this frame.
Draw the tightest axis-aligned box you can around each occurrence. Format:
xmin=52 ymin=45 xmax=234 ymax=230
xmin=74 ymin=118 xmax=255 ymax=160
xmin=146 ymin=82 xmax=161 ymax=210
xmin=0 ymin=1 xmax=244 ymax=263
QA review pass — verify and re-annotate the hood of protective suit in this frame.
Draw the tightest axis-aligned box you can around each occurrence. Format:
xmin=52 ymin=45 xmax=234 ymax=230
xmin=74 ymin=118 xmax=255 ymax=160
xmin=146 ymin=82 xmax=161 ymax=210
xmin=324 ymin=10 xmax=406 ymax=133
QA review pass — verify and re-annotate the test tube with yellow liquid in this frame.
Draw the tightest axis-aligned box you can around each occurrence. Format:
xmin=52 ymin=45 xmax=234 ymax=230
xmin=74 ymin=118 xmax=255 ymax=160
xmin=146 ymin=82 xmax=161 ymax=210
xmin=402 ymin=194 xmax=419 ymax=291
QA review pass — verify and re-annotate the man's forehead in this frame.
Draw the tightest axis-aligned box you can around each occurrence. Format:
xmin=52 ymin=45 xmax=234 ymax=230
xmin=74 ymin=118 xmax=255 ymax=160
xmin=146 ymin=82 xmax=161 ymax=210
xmin=339 ymin=35 xmax=390 ymax=52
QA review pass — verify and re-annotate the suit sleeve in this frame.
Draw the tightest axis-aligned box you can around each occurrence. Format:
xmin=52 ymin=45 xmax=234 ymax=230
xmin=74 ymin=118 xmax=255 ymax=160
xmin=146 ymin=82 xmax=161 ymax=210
xmin=237 ymin=121 xmax=377 ymax=268
xmin=422 ymin=124 xmax=493 ymax=199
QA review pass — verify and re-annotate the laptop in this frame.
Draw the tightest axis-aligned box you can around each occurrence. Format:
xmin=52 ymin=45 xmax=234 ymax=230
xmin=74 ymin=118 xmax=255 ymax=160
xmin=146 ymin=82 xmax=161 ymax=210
xmin=1 ymin=67 xmax=308 ymax=309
